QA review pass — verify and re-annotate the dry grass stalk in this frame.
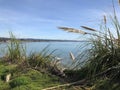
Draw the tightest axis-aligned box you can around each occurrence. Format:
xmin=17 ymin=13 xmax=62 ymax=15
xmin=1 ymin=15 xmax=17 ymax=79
xmin=119 ymin=0 xmax=120 ymax=5
xmin=69 ymin=52 xmax=75 ymax=61
xmin=42 ymin=79 xmax=87 ymax=90
xmin=103 ymin=15 xmax=107 ymax=24
xmin=58 ymin=27 xmax=87 ymax=34
xmin=81 ymin=26 xmax=97 ymax=31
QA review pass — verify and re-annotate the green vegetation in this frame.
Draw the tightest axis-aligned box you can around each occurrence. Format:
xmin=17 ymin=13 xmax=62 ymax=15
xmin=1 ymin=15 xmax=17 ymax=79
xmin=0 ymin=1 xmax=120 ymax=90
xmin=0 ymin=63 xmax=62 ymax=90
xmin=0 ymin=33 xmax=66 ymax=90
xmin=7 ymin=32 xmax=26 ymax=63
xmin=58 ymin=1 xmax=120 ymax=90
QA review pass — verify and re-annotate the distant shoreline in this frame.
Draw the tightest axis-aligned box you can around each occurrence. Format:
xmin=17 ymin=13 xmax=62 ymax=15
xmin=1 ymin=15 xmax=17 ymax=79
xmin=0 ymin=37 xmax=87 ymax=42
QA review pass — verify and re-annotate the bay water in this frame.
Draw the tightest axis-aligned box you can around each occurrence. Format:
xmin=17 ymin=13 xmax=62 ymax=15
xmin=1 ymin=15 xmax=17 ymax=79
xmin=0 ymin=41 xmax=87 ymax=66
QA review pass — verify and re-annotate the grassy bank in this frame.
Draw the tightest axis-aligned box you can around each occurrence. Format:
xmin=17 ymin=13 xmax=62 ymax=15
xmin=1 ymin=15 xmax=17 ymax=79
xmin=0 ymin=33 xmax=63 ymax=90
xmin=0 ymin=33 xmax=89 ymax=90
xmin=0 ymin=64 xmax=61 ymax=90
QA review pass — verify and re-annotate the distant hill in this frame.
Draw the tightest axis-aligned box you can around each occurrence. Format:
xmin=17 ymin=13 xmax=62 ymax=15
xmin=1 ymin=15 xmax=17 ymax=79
xmin=0 ymin=37 xmax=84 ymax=42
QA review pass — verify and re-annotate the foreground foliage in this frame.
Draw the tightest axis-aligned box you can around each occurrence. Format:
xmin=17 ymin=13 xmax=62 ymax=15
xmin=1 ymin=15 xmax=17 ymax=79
xmin=58 ymin=1 xmax=120 ymax=90
xmin=1 ymin=1 xmax=120 ymax=90
xmin=0 ymin=33 xmax=87 ymax=90
xmin=0 ymin=63 xmax=62 ymax=90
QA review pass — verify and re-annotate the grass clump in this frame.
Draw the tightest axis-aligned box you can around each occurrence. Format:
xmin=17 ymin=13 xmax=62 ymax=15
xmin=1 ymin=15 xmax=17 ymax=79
xmin=0 ymin=80 xmax=10 ymax=90
xmin=58 ymin=1 xmax=120 ymax=89
xmin=64 ymin=67 xmax=88 ymax=82
xmin=4 ymin=32 xmax=26 ymax=64
xmin=9 ymin=76 xmax=31 ymax=88
xmin=27 ymin=51 xmax=52 ymax=70
xmin=0 ymin=33 xmax=66 ymax=90
xmin=0 ymin=60 xmax=62 ymax=90
xmin=9 ymin=69 xmax=61 ymax=90
xmin=0 ymin=64 xmax=16 ymax=81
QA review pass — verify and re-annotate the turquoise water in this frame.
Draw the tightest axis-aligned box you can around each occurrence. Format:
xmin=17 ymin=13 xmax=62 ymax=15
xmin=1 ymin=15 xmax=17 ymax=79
xmin=0 ymin=41 xmax=87 ymax=65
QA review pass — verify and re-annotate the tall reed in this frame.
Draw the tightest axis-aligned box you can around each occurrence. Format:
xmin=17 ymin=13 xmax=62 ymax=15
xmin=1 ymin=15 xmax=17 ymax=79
xmin=58 ymin=1 xmax=120 ymax=81
xmin=5 ymin=32 xmax=26 ymax=64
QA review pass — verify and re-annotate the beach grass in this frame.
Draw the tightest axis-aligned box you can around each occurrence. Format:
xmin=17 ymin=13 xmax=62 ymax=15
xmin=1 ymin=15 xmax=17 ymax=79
xmin=0 ymin=1 xmax=120 ymax=90
xmin=0 ymin=33 xmax=68 ymax=90
xmin=58 ymin=1 xmax=120 ymax=89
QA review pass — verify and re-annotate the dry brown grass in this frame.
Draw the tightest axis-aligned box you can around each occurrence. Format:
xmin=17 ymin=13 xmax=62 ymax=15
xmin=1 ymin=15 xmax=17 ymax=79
xmin=58 ymin=26 xmax=87 ymax=34
xmin=103 ymin=15 xmax=107 ymax=24
xmin=81 ymin=26 xmax=97 ymax=31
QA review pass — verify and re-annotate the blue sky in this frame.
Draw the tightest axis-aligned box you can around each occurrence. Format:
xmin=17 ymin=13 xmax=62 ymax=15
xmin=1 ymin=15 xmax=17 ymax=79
xmin=0 ymin=0 xmax=119 ymax=40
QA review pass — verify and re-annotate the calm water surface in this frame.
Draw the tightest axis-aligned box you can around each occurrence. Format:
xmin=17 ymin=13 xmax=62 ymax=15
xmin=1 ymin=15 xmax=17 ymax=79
xmin=0 ymin=42 xmax=87 ymax=65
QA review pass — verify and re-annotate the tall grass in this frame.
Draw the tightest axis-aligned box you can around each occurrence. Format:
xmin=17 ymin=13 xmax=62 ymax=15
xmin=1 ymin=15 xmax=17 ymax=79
xmin=1 ymin=33 xmax=65 ymax=78
xmin=27 ymin=46 xmax=55 ymax=70
xmin=0 ymin=33 xmax=67 ymax=89
xmin=5 ymin=32 xmax=26 ymax=64
xmin=58 ymin=1 xmax=120 ymax=82
xmin=85 ymin=4 xmax=120 ymax=80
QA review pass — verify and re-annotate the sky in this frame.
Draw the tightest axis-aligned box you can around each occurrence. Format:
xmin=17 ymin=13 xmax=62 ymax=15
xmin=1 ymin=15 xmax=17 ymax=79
xmin=0 ymin=0 xmax=119 ymax=40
